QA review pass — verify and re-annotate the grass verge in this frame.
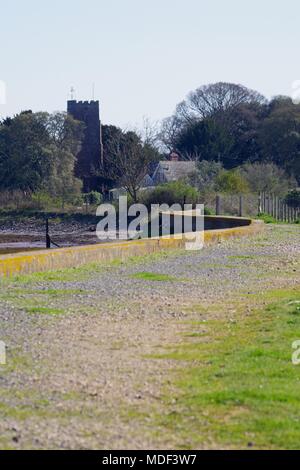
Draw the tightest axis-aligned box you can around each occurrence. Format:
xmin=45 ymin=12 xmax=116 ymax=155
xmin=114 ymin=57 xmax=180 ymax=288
xmin=131 ymin=272 xmax=179 ymax=282
xmin=152 ymin=288 xmax=300 ymax=449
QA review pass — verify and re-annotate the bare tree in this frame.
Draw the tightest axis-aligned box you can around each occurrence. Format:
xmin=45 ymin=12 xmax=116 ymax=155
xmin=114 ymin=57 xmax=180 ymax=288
xmin=159 ymin=82 xmax=267 ymax=158
xmin=140 ymin=116 xmax=161 ymax=148
xmin=159 ymin=115 xmax=185 ymax=152
xmin=176 ymin=82 xmax=267 ymax=122
xmin=103 ymin=131 xmax=158 ymax=202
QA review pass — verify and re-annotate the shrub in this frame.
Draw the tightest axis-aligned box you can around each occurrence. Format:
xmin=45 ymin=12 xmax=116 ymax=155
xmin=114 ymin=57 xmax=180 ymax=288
xmin=31 ymin=191 xmax=56 ymax=210
xmin=83 ymin=191 xmax=103 ymax=206
xmin=257 ymin=213 xmax=278 ymax=224
xmin=241 ymin=162 xmax=296 ymax=196
xmin=188 ymin=160 xmax=223 ymax=194
xmin=216 ymin=170 xmax=249 ymax=194
xmin=139 ymin=181 xmax=199 ymax=209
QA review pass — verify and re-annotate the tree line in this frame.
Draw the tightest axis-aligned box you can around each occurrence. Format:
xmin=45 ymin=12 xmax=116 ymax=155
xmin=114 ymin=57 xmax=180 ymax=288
xmin=160 ymin=82 xmax=299 ymax=181
xmin=0 ymin=82 xmax=299 ymax=210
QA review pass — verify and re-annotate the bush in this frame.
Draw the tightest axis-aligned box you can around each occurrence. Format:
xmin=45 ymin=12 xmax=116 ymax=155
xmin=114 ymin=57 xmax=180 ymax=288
xmin=139 ymin=181 xmax=199 ymax=209
xmin=31 ymin=191 xmax=58 ymax=210
xmin=216 ymin=170 xmax=249 ymax=194
xmin=188 ymin=160 xmax=223 ymax=193
xmin=83 ymin=191 xmax=103 ymax=206
xmin=204 ymin=207 xmax=214 ymax=215
xmin=241 ymin=162 xmax=296 ymax=196
xmin=284 ymin=189 xmax=300 ymax=209
xmin=257 ymin=213 xmax=278 ymax=224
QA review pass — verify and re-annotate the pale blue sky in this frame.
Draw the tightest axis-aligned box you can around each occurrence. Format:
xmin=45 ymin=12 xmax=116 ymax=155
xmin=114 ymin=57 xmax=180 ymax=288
xmin=1 ymin=0 xmax=299 ymax=127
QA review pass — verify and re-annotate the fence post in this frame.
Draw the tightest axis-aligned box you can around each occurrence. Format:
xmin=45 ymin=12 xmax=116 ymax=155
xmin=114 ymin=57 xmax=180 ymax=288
xmin=279 ymin=199 xmax=283 ymax=222
xmin=272 ymin=195 xmax=276 ymax=218
xmin=267 ymin=194 xmax=270 ymax=214
xmin=216 ymin=195 xmax=221 ymax=216
xmin=275 ymin=196 xmax=279 ymax=220
xmin=46 ymin=218 xmax=51 ymax=249
xmin=258 ymin=193 xmax=262 ymax=215
xmin=239 ymin=195 xmax=243 ymax=217
xmin=283 ymin=203 xmax=287 ymax=222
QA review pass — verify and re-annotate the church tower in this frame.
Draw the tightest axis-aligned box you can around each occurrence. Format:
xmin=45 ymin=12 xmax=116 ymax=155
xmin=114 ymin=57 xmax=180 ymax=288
xmin=67 ymin=99 xmax=104 ymax=192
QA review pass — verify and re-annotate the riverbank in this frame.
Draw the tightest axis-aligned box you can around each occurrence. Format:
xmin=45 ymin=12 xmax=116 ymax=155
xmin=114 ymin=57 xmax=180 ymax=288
xmin=0 ymin=224 xmax=299 ymax=449
xmin=0 ymin=211 xmax=101 ymax=254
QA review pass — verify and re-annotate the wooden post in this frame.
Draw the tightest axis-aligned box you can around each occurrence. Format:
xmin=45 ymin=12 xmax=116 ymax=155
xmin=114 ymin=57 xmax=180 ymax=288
xmin=216 ymin=195 xmax=221 ymax=215
xmin=275 ymin=196 xmax=279 ymax=220
xmin=270 ymin=194 xmax=273 ymax=217
xmin=239 ymin=195 xmax=243 ymax=217
xmin=283 ymin=203 xmax=287 ymax=222
xmin=258 ymin=193 xmax=262 ymax=215
xmin=46 ymin=218 xmax=51 ymax=249
xmin=279 ymin=199 xmax=283 ymax=222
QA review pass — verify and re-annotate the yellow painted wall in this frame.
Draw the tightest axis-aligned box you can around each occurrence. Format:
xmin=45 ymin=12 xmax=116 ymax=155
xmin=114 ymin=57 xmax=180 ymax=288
xmin=0 ymin=219 xmax=264 ymax=278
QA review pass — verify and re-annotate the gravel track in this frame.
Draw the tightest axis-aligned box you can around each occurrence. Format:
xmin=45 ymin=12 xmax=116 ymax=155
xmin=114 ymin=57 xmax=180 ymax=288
xmin=0 ymin=224 xmax=299 ymax=449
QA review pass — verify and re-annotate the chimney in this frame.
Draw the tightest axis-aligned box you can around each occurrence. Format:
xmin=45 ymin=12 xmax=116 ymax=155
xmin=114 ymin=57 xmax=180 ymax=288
xmin=170 ymin=151 xmax=179 ymax=162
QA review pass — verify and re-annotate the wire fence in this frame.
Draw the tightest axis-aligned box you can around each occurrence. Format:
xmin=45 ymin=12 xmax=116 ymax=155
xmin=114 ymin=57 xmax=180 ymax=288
xmin=259 ymin=192 xmax=300 ymax=223
xmin=205 ymin=193 xmax=299 ymax=222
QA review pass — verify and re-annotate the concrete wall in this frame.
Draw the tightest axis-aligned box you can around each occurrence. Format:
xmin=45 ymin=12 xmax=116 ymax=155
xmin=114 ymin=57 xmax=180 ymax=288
xmin=0 ymin=218 xmax=264 ymax=279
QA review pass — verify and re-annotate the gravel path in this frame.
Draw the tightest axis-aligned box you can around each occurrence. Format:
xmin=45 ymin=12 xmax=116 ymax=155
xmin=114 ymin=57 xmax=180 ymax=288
xmin=0 ymin=224 xmax=299 ymax=449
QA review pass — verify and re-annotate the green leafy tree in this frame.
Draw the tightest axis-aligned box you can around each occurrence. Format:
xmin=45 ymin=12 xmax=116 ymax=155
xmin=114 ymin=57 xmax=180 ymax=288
xmin=41 ymin=112 xmax=84 ymax=208
xmin=174 ymin=119 xmax=233 ymax=162
xmin=258 ymin=97 xmax=300 ymax=181
xmin=216 ymin=170 xmax=249 ymax=194
xmin=0 ymin=111 xmax=84 ymax=208
xmin=0 ymin=111 xmax=52 ymax=192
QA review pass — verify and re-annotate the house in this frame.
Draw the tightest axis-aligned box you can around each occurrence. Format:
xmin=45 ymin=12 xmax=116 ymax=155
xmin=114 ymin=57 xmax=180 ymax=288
xmin=152 ymin=153 xmax=196 ymax=186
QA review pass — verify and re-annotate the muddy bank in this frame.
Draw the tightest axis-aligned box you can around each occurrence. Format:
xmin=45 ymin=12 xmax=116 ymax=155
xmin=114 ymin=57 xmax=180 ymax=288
xmin=0 ymin=231 xmax=104 ymax=255
xmin=0 ymin=212 xmax=102 ymax=253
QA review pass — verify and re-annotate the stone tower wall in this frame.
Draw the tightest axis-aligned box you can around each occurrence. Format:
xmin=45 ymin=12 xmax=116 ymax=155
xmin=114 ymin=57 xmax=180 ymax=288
xmin=67 ymin=100 xmax=103 ymax=191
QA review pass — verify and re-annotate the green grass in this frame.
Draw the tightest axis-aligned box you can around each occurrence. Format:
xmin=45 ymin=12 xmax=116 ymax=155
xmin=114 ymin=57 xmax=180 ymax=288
xmin=152 ymin=289 xmax=300 ymax=449
xmin=0 ymin=248 xmax=186 ymax=287
xmin=257 ymin=213 xmax=281 ymax=224
xmin=257 ymin=213 xmax=299 ymax=225
xmin=131 ymin=272 xmax=179 ymax=282
xmin=25 ymin=306 xmax=65 ymax=315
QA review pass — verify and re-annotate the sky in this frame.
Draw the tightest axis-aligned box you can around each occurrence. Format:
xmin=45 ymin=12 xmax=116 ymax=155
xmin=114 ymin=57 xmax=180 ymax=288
xmin=1 ymin=0 xmax=299 ymax=128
